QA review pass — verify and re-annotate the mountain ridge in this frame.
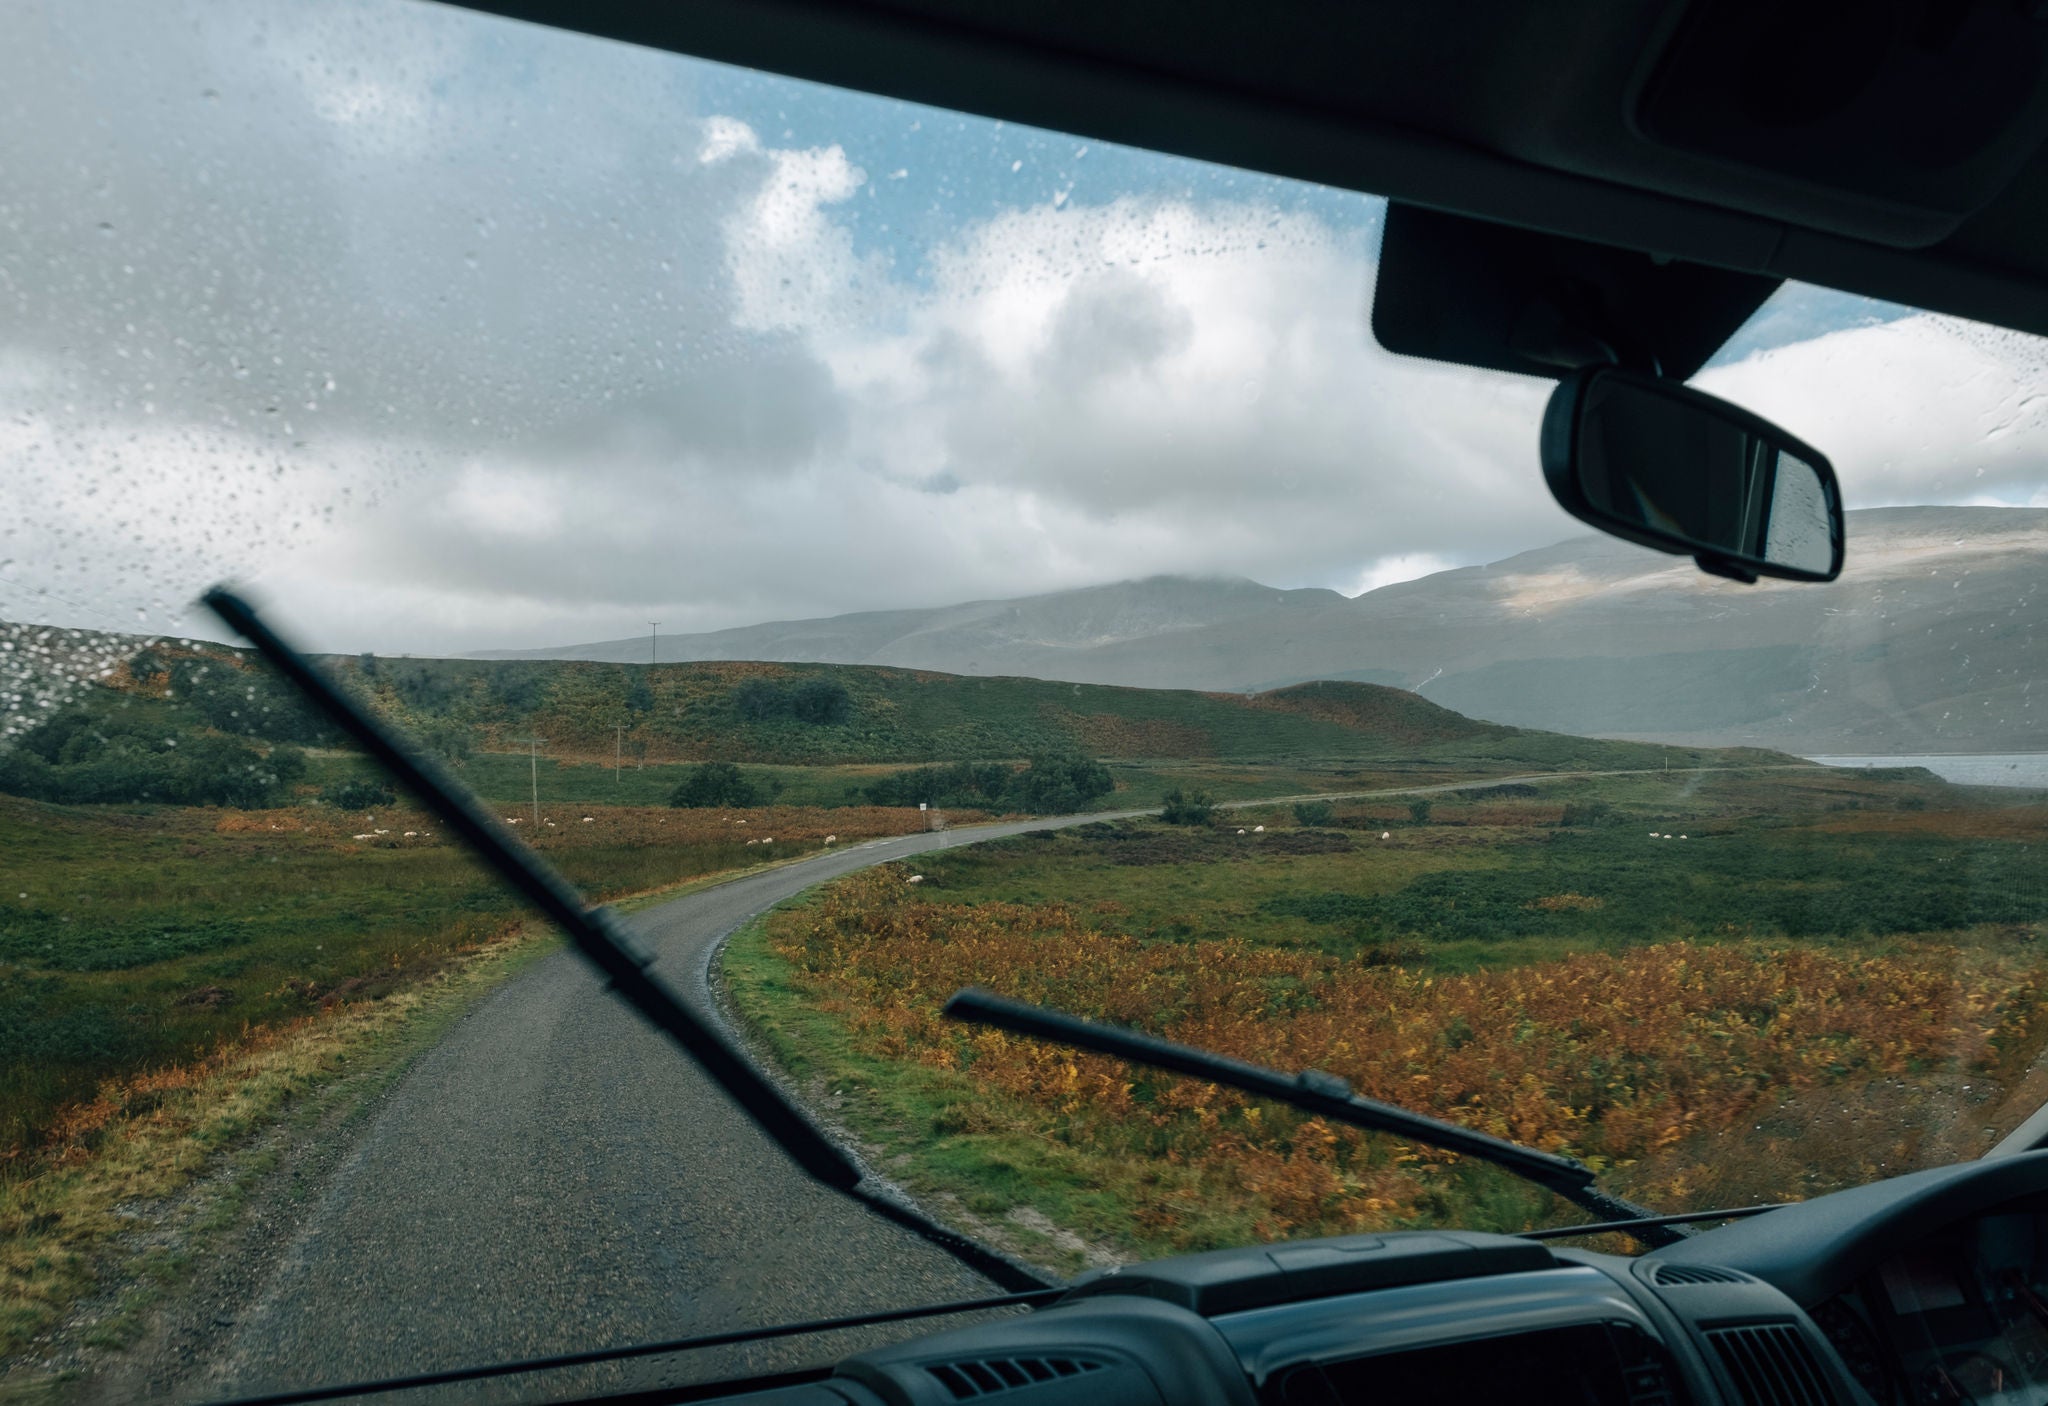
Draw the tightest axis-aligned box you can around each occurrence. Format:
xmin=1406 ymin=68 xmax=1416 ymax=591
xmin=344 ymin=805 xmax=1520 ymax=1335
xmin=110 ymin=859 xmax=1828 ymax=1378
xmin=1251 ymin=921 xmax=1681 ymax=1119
xmin=477 ymin=506 xmax=2048 ymax=754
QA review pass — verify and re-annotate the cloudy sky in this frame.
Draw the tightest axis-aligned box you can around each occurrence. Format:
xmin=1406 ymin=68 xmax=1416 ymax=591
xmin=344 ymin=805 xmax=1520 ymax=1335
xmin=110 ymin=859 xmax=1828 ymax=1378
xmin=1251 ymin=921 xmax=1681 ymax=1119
xmin=4 ymin=0 xmax=2047 ymax=657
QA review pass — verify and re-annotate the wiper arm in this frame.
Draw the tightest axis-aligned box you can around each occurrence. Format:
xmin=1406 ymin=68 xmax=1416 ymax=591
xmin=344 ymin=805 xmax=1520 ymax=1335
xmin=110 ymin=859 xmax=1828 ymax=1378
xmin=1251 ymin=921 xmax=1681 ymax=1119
xmin=944 ymin=987 xmax=1684 ymax=1247
xmin=203 ymin=587 xmax=1053 ymax=1294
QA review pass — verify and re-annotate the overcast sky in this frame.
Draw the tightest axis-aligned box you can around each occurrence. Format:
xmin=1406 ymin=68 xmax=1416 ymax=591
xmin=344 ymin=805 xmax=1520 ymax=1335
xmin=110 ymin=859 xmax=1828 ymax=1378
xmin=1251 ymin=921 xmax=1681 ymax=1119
xmin=4 ymin=0 xmax=2047 ymax=658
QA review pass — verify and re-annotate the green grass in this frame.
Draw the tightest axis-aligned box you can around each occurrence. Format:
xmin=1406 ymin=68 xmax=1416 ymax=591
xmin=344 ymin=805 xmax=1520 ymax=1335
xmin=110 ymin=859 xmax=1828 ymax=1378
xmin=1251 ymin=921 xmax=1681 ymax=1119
xmin=894 ymin=767 xmax=2037 ymax=971
xmin=0 ymin=794 xmax=813 ymax=1159
xmin=721 ymin=765 xmax=2048 ymax=1267
xmin=722 ymin=907 xmax=1274 ymax=1270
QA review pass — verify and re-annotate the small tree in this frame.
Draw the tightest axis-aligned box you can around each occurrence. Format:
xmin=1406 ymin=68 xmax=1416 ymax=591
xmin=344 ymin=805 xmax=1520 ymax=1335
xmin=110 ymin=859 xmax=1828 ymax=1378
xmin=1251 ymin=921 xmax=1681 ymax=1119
xmin=1293 ymin=800 xmax=1334 ymax=827
xmin=1408 ymin=797 xmax=1433 ymax=825
xmin=1159 ymin=787 xmax=1215 ymax=826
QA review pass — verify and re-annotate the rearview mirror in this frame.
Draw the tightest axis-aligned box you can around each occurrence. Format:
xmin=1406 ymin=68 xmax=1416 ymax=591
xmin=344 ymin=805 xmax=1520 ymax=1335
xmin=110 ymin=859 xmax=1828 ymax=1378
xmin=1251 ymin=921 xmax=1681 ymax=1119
xmin=1540 ymin=367 xmax=1843 ymax=583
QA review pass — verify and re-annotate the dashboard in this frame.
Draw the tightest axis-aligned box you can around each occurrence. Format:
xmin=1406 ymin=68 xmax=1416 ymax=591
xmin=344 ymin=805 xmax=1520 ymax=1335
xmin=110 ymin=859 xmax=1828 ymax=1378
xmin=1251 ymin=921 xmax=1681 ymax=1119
xmin=1806 ymin=1204 xmax=2048 ymax=1406
xmin=614 ymin=1152 xmax=2048 ymax=1406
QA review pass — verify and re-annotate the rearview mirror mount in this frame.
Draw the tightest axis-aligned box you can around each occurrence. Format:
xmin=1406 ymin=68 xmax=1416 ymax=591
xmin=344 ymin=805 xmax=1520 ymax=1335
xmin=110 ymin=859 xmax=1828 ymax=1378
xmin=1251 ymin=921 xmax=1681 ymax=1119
xmin=1540 ymin=367 xmax=1844 ymax=584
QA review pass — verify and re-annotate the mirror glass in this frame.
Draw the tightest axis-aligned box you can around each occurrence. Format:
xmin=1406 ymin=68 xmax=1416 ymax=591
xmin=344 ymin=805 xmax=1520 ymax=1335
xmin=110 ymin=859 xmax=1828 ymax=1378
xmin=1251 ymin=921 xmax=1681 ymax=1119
xmin=1548 ymin=368 xmax=1842 ymax=580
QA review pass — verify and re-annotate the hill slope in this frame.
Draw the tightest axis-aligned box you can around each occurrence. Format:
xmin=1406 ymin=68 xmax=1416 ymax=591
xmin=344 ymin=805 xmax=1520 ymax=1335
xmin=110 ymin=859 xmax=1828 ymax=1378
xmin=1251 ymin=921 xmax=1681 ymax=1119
xmin=487 ymin=507 xmax=2048 ymax=753
xmin=345 ymin=658 xmax=1665 ymax=768
xmin=474 ymin=576 xmax=1347 ymax=673
xmin=0 ymin=630 xmax=1730 ymax=780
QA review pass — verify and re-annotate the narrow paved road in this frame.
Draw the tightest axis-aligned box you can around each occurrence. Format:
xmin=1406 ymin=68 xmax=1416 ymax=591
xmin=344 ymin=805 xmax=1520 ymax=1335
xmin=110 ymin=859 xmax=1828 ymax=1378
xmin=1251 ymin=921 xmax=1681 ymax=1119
xmin=168 ymin=763 xmax=1821 ymax=1402
xmin=178 ymin=812 xmax=1138 ymax=1405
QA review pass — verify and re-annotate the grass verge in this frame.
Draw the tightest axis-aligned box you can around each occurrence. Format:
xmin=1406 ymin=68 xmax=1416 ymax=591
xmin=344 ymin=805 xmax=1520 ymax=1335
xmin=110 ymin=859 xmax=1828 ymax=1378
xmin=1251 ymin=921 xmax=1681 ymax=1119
xmin=0 ymin=917 xmax=560 ymax=1378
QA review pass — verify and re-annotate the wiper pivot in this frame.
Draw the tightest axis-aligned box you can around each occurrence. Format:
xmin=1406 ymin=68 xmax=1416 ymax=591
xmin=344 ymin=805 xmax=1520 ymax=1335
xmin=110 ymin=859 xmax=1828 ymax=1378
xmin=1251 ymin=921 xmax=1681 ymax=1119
xmin=944 ymin=987 xmax=1681 ymax=1246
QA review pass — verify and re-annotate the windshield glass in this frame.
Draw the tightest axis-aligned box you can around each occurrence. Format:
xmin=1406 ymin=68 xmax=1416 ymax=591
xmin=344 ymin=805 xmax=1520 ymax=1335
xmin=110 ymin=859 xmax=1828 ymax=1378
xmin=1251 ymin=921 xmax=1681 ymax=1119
xmin=6 ymin=0 xmax=2048 ymax=1399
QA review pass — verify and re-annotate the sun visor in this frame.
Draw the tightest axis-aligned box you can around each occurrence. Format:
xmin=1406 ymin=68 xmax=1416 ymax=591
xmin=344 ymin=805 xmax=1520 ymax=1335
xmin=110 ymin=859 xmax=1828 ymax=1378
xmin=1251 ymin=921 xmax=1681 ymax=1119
xmin=1637 ymin=0 xmax=2048 ymax=238
xmin=1370 ymin=204 xmax=1781 ymax=381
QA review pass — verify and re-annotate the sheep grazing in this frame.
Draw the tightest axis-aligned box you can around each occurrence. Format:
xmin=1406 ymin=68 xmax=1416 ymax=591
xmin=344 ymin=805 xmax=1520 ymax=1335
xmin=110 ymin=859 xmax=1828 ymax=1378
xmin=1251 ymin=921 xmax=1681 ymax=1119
xmin=824 ymin=835 xmax=837 ymax=844
xmin=352 ymin=833 xmax=374 ymax=841
xmin=1381 ymin=831 xmax=1391 ymax=840
xmin=1236 ymin=828 xmax=1247 ymax=835
xmin=508 ymin=817 xmax=522 ymax=825
xmin=581 ymin=816 xmax=594 ymax=823
xmin=762 ymin=837 xmax=773 ymax=843
xmin=746 ymin=839 xmax=757 ymax=846
xmin=1253 ymin=825 xmax=1265 ymax=833
xmin=403 ymin=831 xmax=417 ymax=838
xmin=1679 ymin=834 xmax=1688 ymax=840
xmin=906 ymin=874 xmax=924 ymax=884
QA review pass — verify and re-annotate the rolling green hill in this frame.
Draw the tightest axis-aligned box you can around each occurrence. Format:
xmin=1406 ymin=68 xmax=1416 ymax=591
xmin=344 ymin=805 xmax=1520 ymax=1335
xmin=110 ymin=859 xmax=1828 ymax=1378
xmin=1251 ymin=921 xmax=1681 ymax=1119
xmin=265 ymin=653 xmax=1739 ymax=771
xmin=1 ymin=631 xmax=1748 ymax=796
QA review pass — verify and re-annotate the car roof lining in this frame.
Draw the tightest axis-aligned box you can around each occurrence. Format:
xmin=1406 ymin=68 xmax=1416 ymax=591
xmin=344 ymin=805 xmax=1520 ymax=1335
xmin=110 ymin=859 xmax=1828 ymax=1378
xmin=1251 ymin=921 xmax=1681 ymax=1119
xmin=447 ymin=0 xmax=2048 ymax=343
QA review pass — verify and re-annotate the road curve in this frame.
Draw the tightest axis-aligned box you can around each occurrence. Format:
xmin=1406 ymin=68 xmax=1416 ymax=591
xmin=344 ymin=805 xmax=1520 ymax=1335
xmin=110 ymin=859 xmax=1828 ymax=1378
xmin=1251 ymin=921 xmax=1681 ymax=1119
xmin=177 ymin=810 xmax=1137 ymax=1405
xmin=168 ymin=765 xmax=1816 ymax=1402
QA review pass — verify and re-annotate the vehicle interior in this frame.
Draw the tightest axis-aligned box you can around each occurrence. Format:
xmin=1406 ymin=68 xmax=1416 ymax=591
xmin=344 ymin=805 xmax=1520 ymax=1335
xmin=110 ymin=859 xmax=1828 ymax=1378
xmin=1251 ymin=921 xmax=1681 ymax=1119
xmin=15 ymin=1 xmax=2048 ymax=1404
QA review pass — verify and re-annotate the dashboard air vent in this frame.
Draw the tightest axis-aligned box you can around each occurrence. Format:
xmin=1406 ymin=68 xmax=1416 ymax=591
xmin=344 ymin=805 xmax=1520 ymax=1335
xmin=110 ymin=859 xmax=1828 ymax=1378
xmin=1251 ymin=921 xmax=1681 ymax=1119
xmin=1649 ymin=1262 xmax=1749 ymax=1286
xmin=1705 ymin=1323 xmax=1832 ymax=1406
xmin=925 ymin=1356 xmax=1106 ymax=1400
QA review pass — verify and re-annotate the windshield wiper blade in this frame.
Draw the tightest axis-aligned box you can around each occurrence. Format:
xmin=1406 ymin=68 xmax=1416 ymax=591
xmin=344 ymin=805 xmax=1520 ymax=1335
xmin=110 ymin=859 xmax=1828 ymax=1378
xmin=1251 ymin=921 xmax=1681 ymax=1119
xmin=201 ymin=1288 xmax=1063 ymax=1406
xmin=944 ymin=987 xmax=1683 ymax=1246
xmin=202 ymin=587 xmax=1054 ymax=1294
xmin=1517 ymin=1203 xmax=1787 ymax=1242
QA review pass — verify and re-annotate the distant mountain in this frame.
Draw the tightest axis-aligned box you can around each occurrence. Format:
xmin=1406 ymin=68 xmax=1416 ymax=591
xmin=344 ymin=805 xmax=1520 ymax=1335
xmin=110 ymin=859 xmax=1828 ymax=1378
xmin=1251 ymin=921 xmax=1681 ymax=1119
xmin=483 ymin=507 xmax=2048 ymax=754
xmin=473 ymin=575 xmax=1345 ymax=674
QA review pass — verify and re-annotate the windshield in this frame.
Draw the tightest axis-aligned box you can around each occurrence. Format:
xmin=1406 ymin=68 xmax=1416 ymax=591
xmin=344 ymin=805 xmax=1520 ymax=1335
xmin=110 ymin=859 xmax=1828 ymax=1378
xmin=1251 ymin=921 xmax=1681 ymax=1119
xmin=6 ymin=0 xmax=2048 ymax=1399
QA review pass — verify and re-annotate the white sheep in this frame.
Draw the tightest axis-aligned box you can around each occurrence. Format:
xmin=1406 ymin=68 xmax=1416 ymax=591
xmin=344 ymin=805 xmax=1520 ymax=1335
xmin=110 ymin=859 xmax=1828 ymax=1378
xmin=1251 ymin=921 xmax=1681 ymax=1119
xmin=1253 ymin=825 xmax=1265 ymax=833
xmin=508 ymin=817 xmax=522 ymax=825
xmin=736 ymin=819 xmax=748 ymax=826
xmin=906 ymin=874 xmax=924 ymax=884
xmin=746 ymin=839 xmax=757 ymax=846
xmin=1381 ymin=831 xmax=1391 ymax=840
xmin=403 ymin=831 xmax=417 ymax=838
xmin=352 ymin=833 xmax=374 ymax=841
xmin=581 ymin=816 xmax=594 ymax=823
xmin=762 ymin=837 xmax=772 ymax=843
xmin=1679 ymin=834 xmax=1688 ymax=840
xmin=824 ymin=835 xmax=837 ymax=844
xmin=1236 ymin=828 xmax=1247 ymax=835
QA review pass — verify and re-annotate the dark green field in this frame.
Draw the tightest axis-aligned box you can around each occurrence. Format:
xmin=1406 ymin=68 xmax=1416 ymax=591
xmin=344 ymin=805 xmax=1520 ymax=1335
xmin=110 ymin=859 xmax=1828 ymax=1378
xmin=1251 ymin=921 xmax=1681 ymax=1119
xmin=0 ymin=795 xmax=876 ymax=1160
xmin=891 ymin=766 xmax=2045 ymax=972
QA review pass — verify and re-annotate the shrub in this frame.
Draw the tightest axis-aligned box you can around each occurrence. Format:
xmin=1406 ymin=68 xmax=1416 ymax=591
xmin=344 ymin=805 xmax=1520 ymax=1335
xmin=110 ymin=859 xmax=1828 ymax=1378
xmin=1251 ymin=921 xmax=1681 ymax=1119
xmin=1011 ymin=755 xmax=1114 ymax=813
xmin=1407 ymin=798 xmax=1434 ymax=825
xmin=266 ymin=745 xmax=309 ymax=788
xmin=0 ymin=707 xmax=293 ymax=807
xmin=733 ymin=677 xmax=852 ymax=726
xmin=670 ymin=761 xmax=757 ymax=808
xmin=861 ymin=756 xmax=1111 ymax=814
xmin=1293 ymin=800 xmax=1335 ymax=827
xmin=1159 ymin=788 xmax=1216 ymax=826
xmin=321 ymin=775 xmax=397 ymax=810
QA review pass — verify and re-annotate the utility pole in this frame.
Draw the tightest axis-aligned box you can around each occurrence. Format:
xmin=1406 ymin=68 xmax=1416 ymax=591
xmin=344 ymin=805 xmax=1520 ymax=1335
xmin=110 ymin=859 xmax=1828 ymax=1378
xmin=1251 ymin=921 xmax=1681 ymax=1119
xmin=616 ymin=722 xmax=623 ymax=788
xmin=649 ymin=621 xmax=660 ymax=666
xmin=521 ymin=736 xmax=546 ymax=827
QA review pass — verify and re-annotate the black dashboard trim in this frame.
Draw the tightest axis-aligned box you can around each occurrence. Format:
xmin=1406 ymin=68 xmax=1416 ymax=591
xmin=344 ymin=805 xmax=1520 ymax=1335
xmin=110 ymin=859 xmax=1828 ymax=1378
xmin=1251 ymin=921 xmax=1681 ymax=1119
xmin=1644 ymin=1151 xmax=2048 ymax=1307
